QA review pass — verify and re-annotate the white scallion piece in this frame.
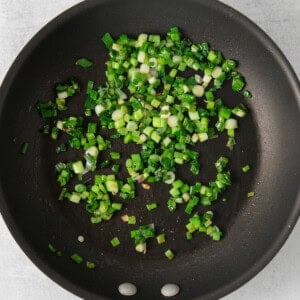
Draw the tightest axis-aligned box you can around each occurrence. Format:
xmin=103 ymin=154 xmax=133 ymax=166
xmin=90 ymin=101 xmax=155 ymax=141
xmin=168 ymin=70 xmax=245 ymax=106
xmin=225 ymin=118 xmax=238 ymax=130
xmin=140 ymin=63 xmax=150 ymax=74
xmin=192 ymin=85 xmax=204 ymax=97
xmin=212 ymin=66 xmax=223 ymax=78
xmin=111 ymin=109 xmax=124 ymax=121
xmin=168 ymin=115 xmax=178 ymax=128
xmin=95 ymin=104 xmax=105 ymax=116
xmin=77 ymin=235 xmax=84 ymax=243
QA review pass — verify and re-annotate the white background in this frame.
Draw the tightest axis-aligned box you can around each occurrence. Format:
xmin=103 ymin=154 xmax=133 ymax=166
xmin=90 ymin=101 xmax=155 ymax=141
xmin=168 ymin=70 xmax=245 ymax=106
xmin=0 ymin=0 xmax=299 ymax=299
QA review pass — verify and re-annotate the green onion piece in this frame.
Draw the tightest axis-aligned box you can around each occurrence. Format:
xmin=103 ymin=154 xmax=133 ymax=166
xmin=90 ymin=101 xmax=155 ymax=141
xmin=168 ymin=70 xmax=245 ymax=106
xmin=112 ymin=202 xmax=123 ymax=210
xmin=164 ymin=249 xmax=175 ymax=260
xmin=227 ymin=136 xmax=236 ymax=150
xmin=146 ymin=202 xmax=158 ymax=211
xmin=75 ymin=183 xmax=86 ymax=193
xmin=43 ymin=124 xmax=50 ymax=134
xmin=190 ymin=160 xmax=200 ymax=175
xmin=86 ymin=261 xmax=96 ymax=269
xmin=71 ymin=253 xmax=83 ymax=264
xmin=128 ymin=216 xmax=136 ymax=225
xmin=185 ymin=196 xmax=199 ymax=215
xmin=168 ymin=27 xmax=181 ymax=42
xmin=219 ymin=107 xmax=231 ymax=119
xmin=232 ymin=103 xmax=247 ymax=118
xmin=222 ymin=59 xmax=236 ymax=72
xmin=232 ymin=73 xmax=245 ymax=92
xmin=58 ymin=187 xmax=67 ymax=200
xmin=48 ymin=243 xmax=57 ymax=253
xmin=100 ymin=159 xmax=111 ymax=168
xmin=76 ymin=58 xmax=93 ymax=68
xmin=36 ymin=101 xmax=57 ymax=118
xmin=110 ymin=151 xmax=121 ymax=160
xmin=247 ymin=191 xmax=255 ymax=198
xmin=56 ymin=143 xmax=66 ymax=154
xmin=130 ymin=224 xmax=155 ymax=246
xmin=102 ymin=32 xmax=114 ymax=48
xmin=243 ymin=90 xmax=252 ymax=99
xmin=167 ymin=198 xmax=177 ymax=212
xmin=112 ymin=164 xmax=120 ymax=173
xmin=186 ymin=232 xmax=193 ymax=240
xmin=72 ymin=161 xmax=85 ymax=174
xmin=87 ymin=122 xmax=97 ymax=133
xmin=242 ymin=164 xmax=251 ymax=173
xmin=215 ymin=156 xmax=229 ymax=172
xmin=51 ymin=127 xmax=59 ymax=140
xmin=111 ymin=132 xmax=121 ymax=139
xmin=20 ymin=142 xmax=29 ymax=154
xmin=111 ymin=237 xmax=120 ymax=247
xmin=156 ymin=234 xmax=166 ymax=244
xmin=210 ymin=226 xmax=222 ymax=241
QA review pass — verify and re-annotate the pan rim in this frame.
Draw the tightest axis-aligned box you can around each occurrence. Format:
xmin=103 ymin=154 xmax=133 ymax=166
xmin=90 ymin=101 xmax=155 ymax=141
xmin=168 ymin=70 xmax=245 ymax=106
xmin=0 ymin=0 xmax=299 ymax=299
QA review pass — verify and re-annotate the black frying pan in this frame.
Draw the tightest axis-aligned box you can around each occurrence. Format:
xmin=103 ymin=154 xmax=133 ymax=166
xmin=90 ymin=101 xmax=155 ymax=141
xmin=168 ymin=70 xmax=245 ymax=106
xmin=0 ymin=0 xmax=299 ymax=299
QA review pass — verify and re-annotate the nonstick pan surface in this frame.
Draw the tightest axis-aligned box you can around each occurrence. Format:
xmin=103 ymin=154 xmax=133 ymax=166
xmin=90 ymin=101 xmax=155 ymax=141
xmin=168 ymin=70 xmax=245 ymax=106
xmin=0 ymin=0 xmax=299 ymax=299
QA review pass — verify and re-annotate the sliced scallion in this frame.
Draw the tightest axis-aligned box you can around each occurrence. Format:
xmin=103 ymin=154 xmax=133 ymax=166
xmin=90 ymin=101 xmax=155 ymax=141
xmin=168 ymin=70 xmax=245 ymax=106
xmin=71 ymin=253 xmax=83 ymax=264
xmin=164 ymin=249 xmax=175 ymax=260
xmin=242 ymin=164 xmax=251 ymax=173
xmin=110 ymin=237 xmax=121 ymax=247
xmin=20 ymin=142 xmax=29 ymax=154
xmin=76 ymin=58 xmax=93 ymax=68
xmin=247 ymin=191 xmax=255 ymax=198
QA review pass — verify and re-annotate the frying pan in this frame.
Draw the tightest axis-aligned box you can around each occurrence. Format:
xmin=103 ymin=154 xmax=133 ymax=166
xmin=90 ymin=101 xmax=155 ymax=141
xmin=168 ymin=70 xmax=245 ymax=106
xmin=0 ymin=0 xmax=299 ymax=299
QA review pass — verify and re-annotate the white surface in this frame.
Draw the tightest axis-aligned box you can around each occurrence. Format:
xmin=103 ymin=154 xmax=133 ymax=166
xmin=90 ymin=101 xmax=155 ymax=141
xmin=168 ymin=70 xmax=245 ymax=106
xmin=0 ymin=0 xmax=299 ymax=299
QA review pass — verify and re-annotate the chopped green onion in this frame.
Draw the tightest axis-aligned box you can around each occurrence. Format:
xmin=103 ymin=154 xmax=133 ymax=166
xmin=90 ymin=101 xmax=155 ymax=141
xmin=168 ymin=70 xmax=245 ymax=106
xmin=215 ymin=156 xmax=229 ymax=172
xmin=58 ymin=187 xmax=67 ymax=200
xmin=87 ymin=122 xmax=97 ymax=133
xmin=131 ymin=225 xmax=155 ymax=250
xmin=48 ymin=243 xmax=57 ymax=253
xmin=242 ymin=164 xmax=251 ymax=173
xmin=222 ymin=59 xmax=236 ymax=72
xmin=232 ymin=72 xmax=245 ymax=92
xmin=20 ymin=142 xmax=29 ymax=154
xmin=110 ymin=237 xmax=121 ymax=247
xmin=112 ymin=202 xmax=123 ymax=210
xmin=247 ymin=191 xmax=255 ymax=198
xmin=156 ymin=234 xmax=166 ymax=244
xmin=146 ymin=202 xmax=158 ymax=211
xmin=72 ymin=161 xmax=85 ymax=174
xmin=76 ymin=58 xmax=93 ymax=68
xmin=86 ymin=261 xmax=96 ymax=269
xmin=100 ymin=159 xmax=111 ymax=168
xmin=71 ymin=253 xmax=83 ymax=264
xmin=112 ymin=164 xmax=120 ymax=173
xmin=37 ymin=27 xmax=252 ymax=259
xmin=243 ymin=90 xmax=252 ymax=99
xmin=36 ymin=102 xmax=57 ymax=118
xmin=186 ymin=232 xmax=193 ymax=240
xmin=56 ymin=143 xmax=66 ymax=154
xmin=102 ymin=32 xmax=114 ymax=48
xmin=51 ymin=127 xmax=59 ymax=140
xmin=128 ymin=216 xmax=136 ymax=225
xmin=165 ymin=249 xmax=175 ymax=260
